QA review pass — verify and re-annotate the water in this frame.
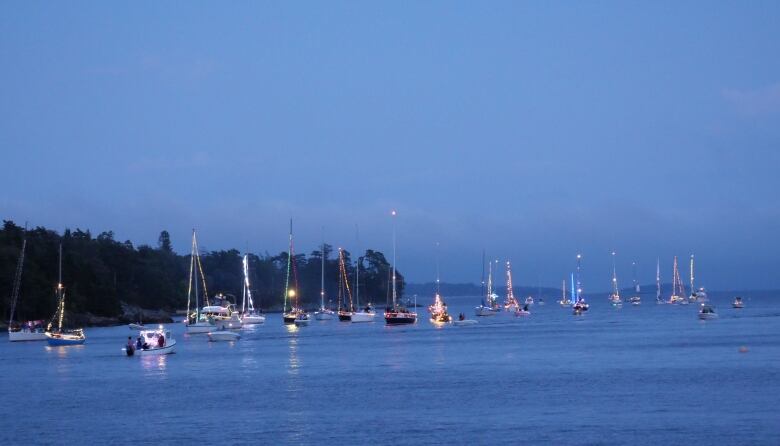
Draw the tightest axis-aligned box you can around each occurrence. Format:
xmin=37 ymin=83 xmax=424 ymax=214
xmin=2 ymin=293 xmax=779 ymax=445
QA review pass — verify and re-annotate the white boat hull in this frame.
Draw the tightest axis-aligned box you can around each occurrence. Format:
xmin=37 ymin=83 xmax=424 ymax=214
xmin=351 ymin=312 xmax=376 ymax=323
xmin=514 ymin=310 xmax=531 ymax=317
xmin=215 ymin=316 xmax=242 ymax=330
xmin=698 ymin=313 xmax=718 ymax=320
xmin=241 ymin=314 xmax=266 ymax=325
xmin=208 ymin=331 xmax=241 ymax=341
xmin=128 ymin=323 xmax=145 ymax=331
xmin=8 ymin=330 xmax=48 ymax=342
xmin=294 ymin=318 xmax=311 ymax=326
xmin=186 ymin=322 xmax=215 ymax=334
xmin=128 ymin=339 xmax=177 ymax=356
xmin=314 ymin=311 xmax=335 ymax=320
xmin=474 ymin=306 xmax=498 ymax=317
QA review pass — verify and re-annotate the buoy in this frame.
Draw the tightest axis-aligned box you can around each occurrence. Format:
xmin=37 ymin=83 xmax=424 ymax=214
xmin=738 ymin=346 xmax=748 ymax=353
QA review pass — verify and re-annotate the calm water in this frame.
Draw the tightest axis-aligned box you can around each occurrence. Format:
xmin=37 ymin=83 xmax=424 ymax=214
xmin=2 ymin=293 xmax=779 ymax=445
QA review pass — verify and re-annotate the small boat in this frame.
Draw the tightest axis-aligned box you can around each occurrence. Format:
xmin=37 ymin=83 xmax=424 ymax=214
xmin=732 ymin=297 xmax=744 ymax=309
xmin=384 ymin=211 xmax=417 ymax=325
xmin=525 ymin=296 xmax=534 ymax=306
xmin=629 ymin=261 xmax=641 ymax=305
xmin=204 ymin=294 xmax=243 ymax=330
xmin=45 ymin=245 xmax=86 ymax=346
xmin=514 ymin=305 xmax=531 ymax=317
xmin=698 ymin=304 xmax=718 ymax=320
xmin=7 ymin=232 xmax=48 ymax=342
xmin=125 ymin=327 xmax=176 ymax=356
xmin=538 ymin=298 xmax=545 ymax=306
xmin=128 ymin=323 xmax=145 ymax=331
xmin=629 ymin=296 xmax=641 ymax=306
xmin=687 ymin=255 xmax=709 ymax=302
xmin=453 ymin=317 xmax=478 ymax=326
xmin=559 ymin=279 xmax=572 ymax=307
xmin=573 ymin=299 xmax=589 ymax=315
xmin=208 ymin=330 xmax=241 ymax=341
xmin=293 ymin=313 xmax=311 ymax=326
xmin=240 ymin=254 xmax=265 ymax=325
xmin=572 ymin=254 xmax=588 ymax=315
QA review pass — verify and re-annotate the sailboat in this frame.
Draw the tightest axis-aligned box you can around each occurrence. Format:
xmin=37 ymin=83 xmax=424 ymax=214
xmin=384 ymin=210 xmax=417 ymax=325
xmin=8 ymin=229 xmax=47 ymax=342
xmin=655 ymin=258 xmax=664 ymax=304
xmin=240 ymin=254 xmax=265 ymax=324
xmin=608 ymin=251 xmax=623 ymax=307
xmin=508 ymin=262 xmax=530 ymax=316
xmin=185 ymin=230 xmax=217 ymax=334
xmin=352 ymin=253 xmax=376 ymax=323
xmin=282 ymin=220 xmax=308 ymax=325
xmin=668 ymin=256 xmax=687 ymax=305
xmin=559 ymin=279 xmax=572 ymax=307
xmin=45 ymin=244 xmax=86 ymax=346
xmin=628 ymin=261 xmax=641 ymax=305
xmin=337 ymin=248 xmax=354 ymax=322
xmin=475 ymin=259 xmax=500 ymax=316
xmin=572 ymin=254 xmax=589 ymax=314
xmin=688 ymin=255 xmax=708 ymax=302
xmin=428 ymin=250 xmax=451 ymax=323
xmin=503 ymin=261 xmax=520 ymax=312
xmin=314 ymin=241 xmax=335 ymax=320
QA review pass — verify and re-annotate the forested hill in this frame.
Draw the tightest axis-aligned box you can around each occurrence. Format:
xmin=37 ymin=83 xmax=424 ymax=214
xmin=0 ymin=220 xmax=404 ymax=323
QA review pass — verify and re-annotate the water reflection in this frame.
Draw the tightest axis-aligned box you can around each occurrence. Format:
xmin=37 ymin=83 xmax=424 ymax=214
xmin=141 ymin=354 xmax=168 ymax=377
xmin=288 ymin=336 xmax=299 ymax=376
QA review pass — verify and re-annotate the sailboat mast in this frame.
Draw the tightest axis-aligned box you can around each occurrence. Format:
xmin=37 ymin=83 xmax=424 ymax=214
xmin=8 ymin=230 xmax=26 ymax=326
xmin=480 ymin=250 xmax=486 ymax=305
xmin=487 ymin=261 xmax=493 ymax=304
xmin=355 ymin=224 xmax=361 ymax=308
xmin=391 ymin=210 xmax=397 ymax=308
xmin=506 ymin=261 xmax=514 ymax=303
xmin=576 ymin=253 xmax=582 ymax=301
xmin=57 ymin=243 xmax=63 ymax=331
xmin=435 ymin=242 xmax=440 ymax=296
xmin=690 ymin=255 xmax=695 ymax=294
xmin=320 ymin=240 xmax=325 ymax=310
xmin=284 ymin=219 xmax=293 ymax=312
xmin=656 ymin=258 xmax=661 ymax=301
xmin=562 ymin=279 xmax=566 ymax=301
xmin=611 ymin=251 xmax=619 ymax=297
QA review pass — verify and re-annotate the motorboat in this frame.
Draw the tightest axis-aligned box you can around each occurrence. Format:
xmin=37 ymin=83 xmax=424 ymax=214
xmin=208 ymin=330 xmax=241 ymax=341
xmin=125 ymin=327 xmax=176 ymax=356
xmin=629 ymin=296 xmax=641 ymax=306
xmin=698 ymin=304 xmax=718 ymax=320
xmin=293 ymin=313 xmax=311 ymax=326
xmin=732 ymin=297 xmax=744 ymax=309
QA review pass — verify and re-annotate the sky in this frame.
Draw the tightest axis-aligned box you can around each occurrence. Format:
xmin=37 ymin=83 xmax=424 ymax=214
xmin=1 ymin=2 xmax=779 ymax=291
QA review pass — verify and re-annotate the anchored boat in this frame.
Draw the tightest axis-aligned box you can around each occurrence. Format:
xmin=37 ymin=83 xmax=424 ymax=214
xmin=384 ymin=210 xmax=417 ymax=325
xmin=185 ymin=230 xmax=217 ymax=334
xmin=126 ymin=326 xmax=175 ymax=356
xmin=45 ymin=245 xmax=86 ymax=346
xmin=7 ymin=231 xmax=48 ymax=342
xmin=240 ymin=254 xmax=265 ymax=325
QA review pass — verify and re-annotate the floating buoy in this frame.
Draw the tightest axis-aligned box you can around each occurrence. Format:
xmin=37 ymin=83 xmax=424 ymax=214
xmin=738 ymin=346 xmax=748 ymax=353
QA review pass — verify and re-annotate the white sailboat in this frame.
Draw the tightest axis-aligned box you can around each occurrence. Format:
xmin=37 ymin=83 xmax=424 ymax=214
xmin=475 ymin=259 xmax=500 ymax=316
xmin=627 ymin=261 xmax=641 ymax=305
xmin=185 ymin=230 xmax=217 ymax=334
xmin=384 ymin=210 xmax=417 ymax=325
xmin=559 ymin=279 xmax=572 ymax=307
xmin=655 ymin=258 xmax=664 ymax=304
xmin=608 ymin=251 xmax=623 ymax=307
xmin=240 ymin=254 xmax=265 ymax=325
xmin=352 ymin=250 xmax=376 ymax=323
xmin=688 ymin=255 xmax=708 ymax=302
xmin=7 ymin=230 xmax=47 ymax=342
xmin=314 ymin=241 xmax=335 ymax=320
xmin=668 ymin=256 xmax=687 ymax=305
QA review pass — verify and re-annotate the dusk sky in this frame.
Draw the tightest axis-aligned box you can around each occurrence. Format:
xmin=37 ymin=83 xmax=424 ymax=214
xmin=2 ymin=2 xmax=779 ymax=290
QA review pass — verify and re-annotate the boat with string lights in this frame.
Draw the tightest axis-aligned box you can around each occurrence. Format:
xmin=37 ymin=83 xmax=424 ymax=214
xmin=240 ymin=254 xmax=265 ymax=324
xmin=125 ymin=326 xmax=176 ymax=356
xmin=45 ymin=244 xmax=86 ymax=346
xmin=503 ymin=261 xmax=520 ymax=312
xmin=732 ymin=297 xmax=744 ymax=309
xmin=184 ymin=230 xmax=217 ymax=334
xmin=384 ymin=210 xmax=417 ymax=325
xmin=572 ymin=255 xmax=589 ymax=315
xmin=282 ymin=220 xmax=309 ymax=325
xmin=608 ymin=252 xmax=623 ymax=307
xmin=628 ymin=261 xmax=641 ymax=306
xmin=336 ymin=248 xmax=354 ymax=322
xmin=475 ymin=258 xmax=500 ymax=317
xmin=668 ymin=256 xmax=688 ymax=305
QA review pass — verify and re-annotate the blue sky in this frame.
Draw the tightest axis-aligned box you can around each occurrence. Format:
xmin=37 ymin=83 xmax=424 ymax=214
xmin=2 ymin=2 xmax=779 ymax=290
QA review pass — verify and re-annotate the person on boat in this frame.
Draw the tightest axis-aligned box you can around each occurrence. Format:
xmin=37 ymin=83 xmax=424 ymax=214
xmin=157 ymin=334 xmax=165 ymax=348
xmin=523 ymin=304 xmax=529 ymax=312
xmin=126 ymin=336 xmax=135 ymax=353
xmin=136 ymin=337 xmax=143 ymax=350
xmin=459 ymin=313 xmax=465 ymax=321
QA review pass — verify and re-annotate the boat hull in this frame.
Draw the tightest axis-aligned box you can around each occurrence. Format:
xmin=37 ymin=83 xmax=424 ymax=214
xmin=474 ymin=306 xmax=499 ymax=317
xmin=45 ymin=334 xmax=85 ymax=346
xmin=698 ymin=313 xmax=718 ymax=320
xmin=385 ymin=314 xmax=417 ymax=325
xmin=294 ymin=318 xmax=310 ymax=326
xmin=514 ymin=310 xmax=531 ymax=317
xmin=8 ymin=330 xmax=48 ymax=342
xmin=127 ymin=340 xmax=177 ymax=356
xmin=314 ymin=311 xmax=335 ymax=320
xmin=453 ymin=319 xmax=477 ymax=326
xmin=208 ymin=332 xmax=241 ymax=341
xmin=186 ymin=322 xmax=215 ymax=334
xmin=241 ymin=314 xmax=266 ymax=324
xmin=351 ymin=312 xmax=376 ymax=323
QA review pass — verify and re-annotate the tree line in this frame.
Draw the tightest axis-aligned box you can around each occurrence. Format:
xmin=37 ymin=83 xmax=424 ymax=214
xmin=1 ymin=220 xmax=405 ymax=322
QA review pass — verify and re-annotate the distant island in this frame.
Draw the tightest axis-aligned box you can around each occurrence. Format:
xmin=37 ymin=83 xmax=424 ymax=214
xmin=0 ymin=220 xmax=405 ymax=327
